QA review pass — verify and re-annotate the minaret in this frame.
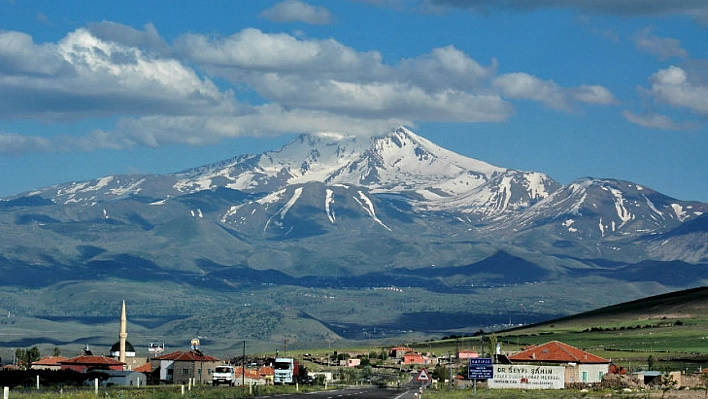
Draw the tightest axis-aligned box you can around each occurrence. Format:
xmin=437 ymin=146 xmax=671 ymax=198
xmin=119 ymin=300 xmax=127 ymax=365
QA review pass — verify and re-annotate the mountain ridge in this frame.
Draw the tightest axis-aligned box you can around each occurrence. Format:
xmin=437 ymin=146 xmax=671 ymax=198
xmin=1 ymin=126 xmax=707 ymax=351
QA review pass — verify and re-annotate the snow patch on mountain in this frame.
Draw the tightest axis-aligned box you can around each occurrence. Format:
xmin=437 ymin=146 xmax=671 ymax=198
xmin=643 ymin=194 xmax=662 ymax=216
xmin=325 ymin=189 xmax=336 ymax=223
xmin=264 ymin=187 xmax=303 ymax=232
xmin=279 ymin=187 xmax=303 ymax=220
xmin=672 ymin=204 xmax=688 ymax=221
xmin=355 ymin=190 xmax=391 ymax=231
xmin=110 ymin=178 xmax=145 ymax=197
xmin=609 ymin=187 xmax=633 ymax=225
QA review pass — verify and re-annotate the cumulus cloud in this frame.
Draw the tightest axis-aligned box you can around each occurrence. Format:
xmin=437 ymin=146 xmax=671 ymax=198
xmin=621 ymin=111 xmax=694 ymax=131
xmin=174 ymin=28 xmax=383 ymax=76
xmin=0 ymin=132 xmax=52 ymax=156
xmin=0 ymin=23 xmax=617 ymax=155
xmin=87 ymin=21 xmax=170 ymax=54
xmin=0 ymin=28 xmax=234 ymax=121
xmin=492 ymin=73 xmax=568 ymax=110
xmin=572 ymin=85 xmax=617 ymax=105
xmin=260 ymin=0 xmax=333 ymax=25
xmin=492 ymin=73 xmax=615 ymax=110
xmin=634 ymin=27 xmax=688 ymax=60
xmin=399 ymin=45 xmax=497 ymax=92
xmin=624 ymin=66 xmax=707 ymax=130
xmin=0 ymin=31 xmax=69 ymax=76
xmin=645 ymin=66 xmax=708 ymax=114
xmin=82 ymin=106 xmax=408 ymax=149
xmin=175 ymin=29 xmax=512 ymax=122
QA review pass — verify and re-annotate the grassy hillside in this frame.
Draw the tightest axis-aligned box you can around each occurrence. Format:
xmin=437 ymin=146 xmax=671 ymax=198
xmin=485 ymin=286 xmax=708 ymax=371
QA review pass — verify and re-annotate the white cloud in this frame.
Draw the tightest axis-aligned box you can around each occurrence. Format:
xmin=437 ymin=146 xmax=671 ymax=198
xmin=0 ymin=31 xmax=68 ymax=76
xmin=572 ymin=85 xmax=617 ymax=105
xmin=176 ymin=29 xmax=511 ymax=121
xmin=646 ymin=66 xmax=708 ymax=114
xmin=99 ymin=106 xmax=408 ymax=148
xmin=0 ymin=132 xmax=52 ymax=155
xmin=260 ymin=0 xmax=333 ymax=25
xmin=493 ymin=73 xmax=568 ymax=109
xmin=0 ymin=28 xmax=235 ymax=121
xmin=624 ymin=65 xmax=707 ymax=131
xmin=87 ymin=21 xmax=170 ymax=54
xmin=175 ymin=28 xmax=384 ymax=77
xmin=493 ymin=73 xmax=616 ymax=110
xmin=400 ymin=45 xmax=497 ymax=91
xmin=0 ymin=23 xmax=620 ymax=155
xmin=634 ymin=27 xmax=688 ymax=60
xmin=622 ymin=111 xmax=695 ymax=131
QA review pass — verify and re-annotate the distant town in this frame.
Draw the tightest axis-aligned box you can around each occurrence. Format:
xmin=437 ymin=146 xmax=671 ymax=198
xmin=2 ymin=300 xmax=707 ymax=394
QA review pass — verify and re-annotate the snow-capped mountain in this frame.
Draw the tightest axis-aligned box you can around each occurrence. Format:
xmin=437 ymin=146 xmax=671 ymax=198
xmin=3 ymin=125 xmax=708 ymax=348
xmin=489 ymin=177 xmax=705 ymax=238
xmin=5 ymin=126 xmax=707 ymax=262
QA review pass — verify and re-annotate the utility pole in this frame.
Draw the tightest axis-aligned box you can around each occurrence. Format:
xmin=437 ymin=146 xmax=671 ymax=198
xmin=242 ymin=341 xmax=246 ymax=388
xmin=448 ymin=352 xmax=452 ymax=389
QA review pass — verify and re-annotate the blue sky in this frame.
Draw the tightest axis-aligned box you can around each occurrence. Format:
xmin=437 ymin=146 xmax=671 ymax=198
xmin=1 ymin=0 xmax=706 ymax=201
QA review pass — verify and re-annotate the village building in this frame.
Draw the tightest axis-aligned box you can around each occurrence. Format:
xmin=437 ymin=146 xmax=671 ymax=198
xmin=98 ymin=301 xmax=150 ymax=372
xmin=457 ymin=350 xmax=479 ymax=359
xmin=340 ymin=358 xmax=360 ymax=367
xmin=401 ymin=353 xmax=429 ymax=365
xmin=151 ymin=350 xmax=221 ymax=385
xmin=508 ymin=341 xmax=610 ymax=384
xmin=231 ymin=366 xmax=275 ymax=385
xmin=98 ymin=370 xmax=147 ymax=387
xmin=389 ymin=347 xmax=413 ymax=359
xmin=59 ymin=355 xmax=126 ymax=372
xmin=31 ymin=356 xmax=68 ymax=371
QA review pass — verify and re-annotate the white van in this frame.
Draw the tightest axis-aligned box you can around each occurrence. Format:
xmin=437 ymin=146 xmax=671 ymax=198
xmin=212 ymin=365 xmax=236 ymax=386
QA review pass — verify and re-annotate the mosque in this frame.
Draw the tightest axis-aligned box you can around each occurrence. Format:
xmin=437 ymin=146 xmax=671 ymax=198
xmin=107 ymin=300 xmax=145 ymax=370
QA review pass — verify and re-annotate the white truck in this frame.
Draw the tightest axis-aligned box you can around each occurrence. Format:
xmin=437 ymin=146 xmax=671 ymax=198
xmin=273 ymin=357 xmax=300 ymax=384
xmin=212 ymin=365 xmax=236 ymax=386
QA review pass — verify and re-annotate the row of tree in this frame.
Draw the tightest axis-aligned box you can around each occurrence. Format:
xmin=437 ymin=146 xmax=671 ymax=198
xmin=11 ymin=346 xmax=60 ymax=370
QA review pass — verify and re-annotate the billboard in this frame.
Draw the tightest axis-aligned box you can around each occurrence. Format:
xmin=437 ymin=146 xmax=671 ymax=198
xmin=488 ymin=365 xmax=565 ymax=389
xmin=468 ymin=358 xmax=493 ymax=379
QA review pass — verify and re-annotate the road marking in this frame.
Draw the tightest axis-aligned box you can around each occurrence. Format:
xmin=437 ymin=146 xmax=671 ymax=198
xmin=393 ymin=390 xmax=411 ymax=399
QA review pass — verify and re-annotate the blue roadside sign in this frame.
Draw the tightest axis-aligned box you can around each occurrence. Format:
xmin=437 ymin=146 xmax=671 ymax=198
xmin=468 ymin=358 xmax=493 ymax=379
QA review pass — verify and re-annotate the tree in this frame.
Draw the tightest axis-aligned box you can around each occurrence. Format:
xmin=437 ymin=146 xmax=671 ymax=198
xmin=699 ymin=371 xmax=708 ymax=399
xmin=659 ymin=370 xmax=677 ymax=399
xmin=14 ymin=346 xmax=40 ymax=370
xmin=53 ymin=347 xmax=61 ymax=357
xmin=647 ymin=355 xmax=655 ymax=371
xmin=378 ymin=350 xmax=388 ymax=361
xmin=488 ymin=333 xmax=498 ymax=359
xmin=431 ymin=363 xmax=448 ymax=381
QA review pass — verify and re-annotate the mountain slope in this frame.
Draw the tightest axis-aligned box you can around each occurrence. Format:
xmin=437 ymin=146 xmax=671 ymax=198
xmin=1 ymin=126 xmax=707 ymax=351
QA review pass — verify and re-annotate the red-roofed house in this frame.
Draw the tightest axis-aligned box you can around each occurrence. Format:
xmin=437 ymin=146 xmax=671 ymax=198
xmin=231 ymin=366 xmax=273 ymax=385
xmin=458 ymin=350 xmax=479 ymax=359
xmin=508 ymin=341 xmax=610 ymax=384
xmin=151 ymin=350 xmax=221 ymax=385
xmin=59 ymin=356 xmax=125 ymax=372
xmin=134 ymin=362 xmax=153 ymax=373
xmin=402 ymin=353 xmax=428 ymax=365
xmin=389 ymin=347 xmax=412 ymax=359
xmin=32 ymin=356 xmax=68 ymax=371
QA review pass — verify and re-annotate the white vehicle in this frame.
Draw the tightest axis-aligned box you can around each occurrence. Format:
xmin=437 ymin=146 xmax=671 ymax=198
xmin=273 ymin=357 xmax=299 ymax=384
xmin=212 ymin=365 xmax=236 ymax=386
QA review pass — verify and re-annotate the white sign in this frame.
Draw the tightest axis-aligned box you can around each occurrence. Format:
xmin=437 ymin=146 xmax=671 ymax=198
xmin=416 ymin=368 xmax=430 ymax=382
xmin=489 ymin=365 xmax=565 ymax=389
